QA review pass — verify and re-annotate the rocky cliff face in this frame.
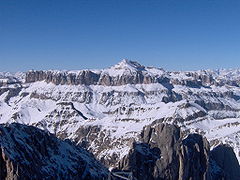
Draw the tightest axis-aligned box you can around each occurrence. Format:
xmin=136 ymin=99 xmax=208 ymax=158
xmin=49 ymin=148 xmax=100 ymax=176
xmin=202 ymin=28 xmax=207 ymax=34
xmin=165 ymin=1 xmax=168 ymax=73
xmin=0 ymin=59 xmax=239 ymax=170
xmin=25 ymin=70 xmax=100 ymax=85
xmin=24 ymin=60 xmax=240 ymax=87
xmin=118 ymin=123 xmax=240 ymax=180
xmin=1 ymin=122 xmax=238 ymax=180
xmin=25 ymin=60 xmax=159 ymax=86
xmin=179 ymin=134 xmax=209 ymax=180
xmin=210 ymin=144 xmax=240 ymax=180
xmin=0 ymin=123 xmax=108 ymax=180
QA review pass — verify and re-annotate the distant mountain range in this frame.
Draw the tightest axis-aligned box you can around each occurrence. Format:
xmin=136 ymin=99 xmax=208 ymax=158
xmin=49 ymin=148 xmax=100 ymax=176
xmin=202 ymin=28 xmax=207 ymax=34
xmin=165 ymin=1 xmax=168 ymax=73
xmin=0 ymin=59 xmax=240 ymax=179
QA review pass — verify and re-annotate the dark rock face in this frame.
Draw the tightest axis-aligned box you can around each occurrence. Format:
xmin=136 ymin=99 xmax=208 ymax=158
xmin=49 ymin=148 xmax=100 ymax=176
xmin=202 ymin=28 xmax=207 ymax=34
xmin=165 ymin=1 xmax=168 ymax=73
xmin=4 ymin=87 xmax=22 ymax=104
xmin=25 ymin=70 xmax=154 ymax=86
xmin=179 ymin=134 xmax=210 ymax=180
xmin=0 ymin=123 xmax=108 ymax=180
xmin=25 ymin=69 xmax=219 ymax=87
xmin=23 ymin=60 xmax=240 ymax=87
xmin=210 ymin=145 xmax=240 ymax=180
xmin=118 ymin=143 xmax=160 ymax=180
xmin=118 ymin=123 xmax=239 ymax=180
xmin=25 ymin=70 xmax=100 ymax=85
xmin=140 ymin=123 xmax=181 ymax=180
xmin=118 ymin=124 xmax=203 ymax=180
xmin=2 ymin=61 xmax=240 ymax=180
xmin=0 ymin=87 xmax=22 ymax=104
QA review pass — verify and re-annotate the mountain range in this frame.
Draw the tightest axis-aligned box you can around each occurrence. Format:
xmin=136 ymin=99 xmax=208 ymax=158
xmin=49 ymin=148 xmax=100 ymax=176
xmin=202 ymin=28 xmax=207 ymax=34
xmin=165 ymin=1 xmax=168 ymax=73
xmin=0 ymin=59 xmax=240 ymax=179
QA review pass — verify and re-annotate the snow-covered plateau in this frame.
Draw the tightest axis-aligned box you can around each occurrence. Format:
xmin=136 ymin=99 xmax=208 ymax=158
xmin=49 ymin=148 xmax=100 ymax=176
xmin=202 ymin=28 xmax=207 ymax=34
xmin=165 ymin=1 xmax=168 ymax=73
xmin=0 ymin=59 xmax=240 ymax=167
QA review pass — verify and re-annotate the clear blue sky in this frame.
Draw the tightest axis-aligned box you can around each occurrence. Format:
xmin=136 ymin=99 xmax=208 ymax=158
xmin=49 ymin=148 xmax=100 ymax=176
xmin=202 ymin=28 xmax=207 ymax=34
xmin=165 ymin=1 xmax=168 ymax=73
xmin=1 ymin=0 xmax=240 ymax=72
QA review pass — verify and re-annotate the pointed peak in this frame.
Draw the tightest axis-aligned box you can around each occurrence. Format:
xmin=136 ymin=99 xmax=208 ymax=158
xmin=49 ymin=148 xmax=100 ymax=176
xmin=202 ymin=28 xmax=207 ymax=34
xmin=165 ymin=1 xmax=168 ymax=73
xmin=120 ymin=59 xmax=130 ymax=64
xmin=112 ymin=59 xmax=145 ymax=71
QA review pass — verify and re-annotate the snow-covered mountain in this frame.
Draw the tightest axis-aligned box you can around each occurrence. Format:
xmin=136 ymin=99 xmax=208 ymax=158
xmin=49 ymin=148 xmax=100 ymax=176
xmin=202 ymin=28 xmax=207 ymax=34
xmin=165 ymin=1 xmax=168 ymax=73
xmin=0 ymin=59 xmax=240 ymax=167
xmin=0 ymin=123 xmax=108 ymax=179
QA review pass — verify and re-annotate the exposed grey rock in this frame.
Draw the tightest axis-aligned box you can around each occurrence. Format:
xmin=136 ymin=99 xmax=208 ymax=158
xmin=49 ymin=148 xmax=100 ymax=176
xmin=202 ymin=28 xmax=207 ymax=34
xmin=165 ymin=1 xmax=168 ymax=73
xmin=118 ymin=143 xmax=160 ymax=180
xmin=4 ymin=87 xmax=22 ymax=104
xmin=141 ymin=123 xmax=181 ymax=179
xmin=98 ymin=73 xmax=112 ymax=86
xmin=179 ymin=134 xmax=210 ymax=180
xmin=118 ymin=123 xmax=238 ymax=180
xmin=35 ymin=102 xmax=88 ymax=137
xmin=74 ymin=125 xmax=122 ymax=167
xmin=25 ymin=70 xmax=100 ymax=85
xmin=0 ymin=123 xmax=108 ymax=180
xmin=0 ymin=87 xmax=22 ymax=104
xmin=118 ymin=124 xmax=181 ymax=179
xmin=1 ymin=60 xmax=240 ymax=178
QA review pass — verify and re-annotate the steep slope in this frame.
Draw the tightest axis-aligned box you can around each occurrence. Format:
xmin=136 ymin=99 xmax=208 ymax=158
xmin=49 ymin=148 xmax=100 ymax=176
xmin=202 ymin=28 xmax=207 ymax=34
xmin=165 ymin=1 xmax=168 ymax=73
xmin=0 ymin=59 xmax=239 ymax=167
xmin=0 ymin=123 xmax=108 ymax=180
xmin=117 ymin=123 xmax=240 ymax=180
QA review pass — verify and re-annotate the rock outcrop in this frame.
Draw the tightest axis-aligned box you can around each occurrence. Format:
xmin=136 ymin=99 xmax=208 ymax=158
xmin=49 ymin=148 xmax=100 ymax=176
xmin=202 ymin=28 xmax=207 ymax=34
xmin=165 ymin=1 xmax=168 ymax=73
xmin=140 ymin=123 xmax=181 ymax=180
xmin=25 ymin=70 xmax=101 ymax=85
xmin=210 ymin=144 xmax=240 ymax=180
xmin=0 ymin=123 xmax=108 ymax=180
xmin=0 ymin=59 xmax=240 ymax=172
xmin=24 ymin=60 xmax=240 ymax=88
xmin=118 ymin=123 xmax=239 ymax=180
xmin=179 ymin=134 xmax=210 ymax=180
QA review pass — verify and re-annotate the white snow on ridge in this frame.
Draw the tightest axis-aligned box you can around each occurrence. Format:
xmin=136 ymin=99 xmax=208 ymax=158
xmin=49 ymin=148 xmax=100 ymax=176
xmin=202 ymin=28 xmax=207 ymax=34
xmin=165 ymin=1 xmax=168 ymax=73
xmin=1 ymin=60 xmax=240 ymax=164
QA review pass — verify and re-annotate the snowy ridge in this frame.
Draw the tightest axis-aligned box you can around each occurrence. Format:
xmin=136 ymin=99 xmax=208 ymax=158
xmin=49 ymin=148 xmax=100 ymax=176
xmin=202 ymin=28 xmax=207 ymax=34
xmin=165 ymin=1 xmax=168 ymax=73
xmin=0 ymin=59 xmax=240 ymax=167
xmin=0 ymin=123 xmax=108 ymax=179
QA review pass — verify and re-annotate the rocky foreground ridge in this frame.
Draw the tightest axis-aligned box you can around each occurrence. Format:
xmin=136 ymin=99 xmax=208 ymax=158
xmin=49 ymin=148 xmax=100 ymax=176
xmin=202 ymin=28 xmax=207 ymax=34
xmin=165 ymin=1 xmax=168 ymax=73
xmin=0 ymin=123 xmax=108 ymax=180
xmin=0 ymin=122 xmax=239 ymax=180
xmin=0 ymin=59 xmax=240 ymax=169
xmin=118 ymin=123 xmax=240 ymax=180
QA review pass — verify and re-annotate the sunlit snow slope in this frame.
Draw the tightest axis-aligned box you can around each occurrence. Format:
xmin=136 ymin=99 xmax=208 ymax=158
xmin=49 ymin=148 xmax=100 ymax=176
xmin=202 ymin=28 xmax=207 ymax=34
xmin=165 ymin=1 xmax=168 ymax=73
xmin=0 ymin=59 xmax=240 ymax=166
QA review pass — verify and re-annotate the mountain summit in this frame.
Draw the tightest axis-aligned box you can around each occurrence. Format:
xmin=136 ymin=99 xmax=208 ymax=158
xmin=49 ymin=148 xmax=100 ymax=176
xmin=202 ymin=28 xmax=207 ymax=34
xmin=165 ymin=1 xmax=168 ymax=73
xmin=110 ymin=59 xmax=145 ymax=71
xmin=0 ymin=60 xmax=239 ymax=170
